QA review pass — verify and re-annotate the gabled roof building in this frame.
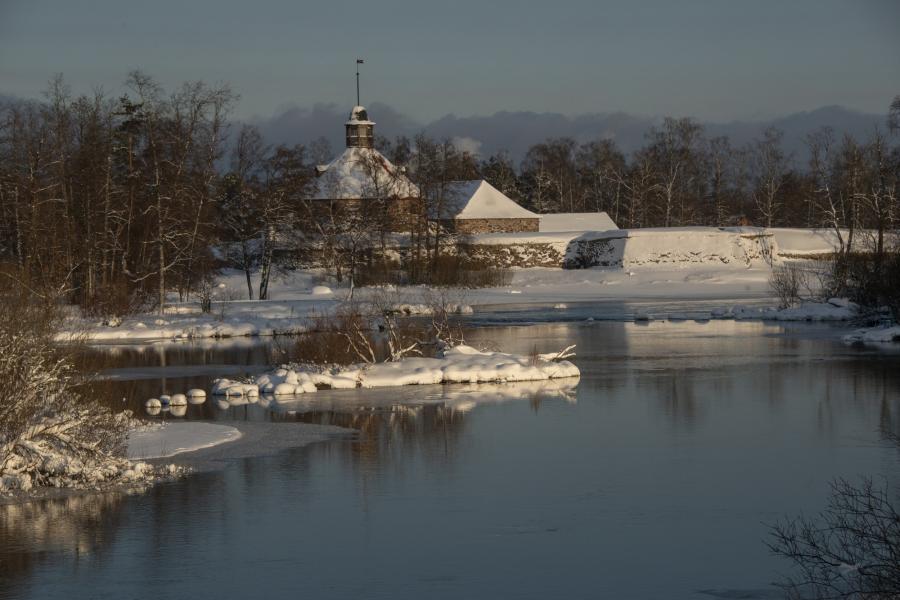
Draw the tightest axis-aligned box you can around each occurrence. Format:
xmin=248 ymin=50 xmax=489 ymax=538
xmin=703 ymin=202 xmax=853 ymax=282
xmin=437 ymin=180 xmax=540 ymax=234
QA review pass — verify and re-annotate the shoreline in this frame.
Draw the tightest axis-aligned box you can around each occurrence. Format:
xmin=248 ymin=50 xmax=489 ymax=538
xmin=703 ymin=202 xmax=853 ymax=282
xmin=0 ymin=421 xmax=353 ymax=506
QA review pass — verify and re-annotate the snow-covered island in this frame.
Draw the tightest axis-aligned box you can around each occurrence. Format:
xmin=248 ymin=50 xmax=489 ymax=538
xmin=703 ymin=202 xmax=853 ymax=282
xmin=211 ymin=344 xmax=580 ymax=398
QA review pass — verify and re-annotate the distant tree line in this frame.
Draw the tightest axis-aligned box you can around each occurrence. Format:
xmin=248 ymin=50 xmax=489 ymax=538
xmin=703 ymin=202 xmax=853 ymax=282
xmin=0 ymin=73 xmax=234 ymax=313
xmin=0 ymin=73 xmax=897 ymax=313
xmin=378 ymin=111 xmax=899 ymax=236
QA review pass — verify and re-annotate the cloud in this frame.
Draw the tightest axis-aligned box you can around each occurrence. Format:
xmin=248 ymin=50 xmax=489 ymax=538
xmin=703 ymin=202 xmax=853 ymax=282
xmin=451 ymin=136 xmax=483 ymax=157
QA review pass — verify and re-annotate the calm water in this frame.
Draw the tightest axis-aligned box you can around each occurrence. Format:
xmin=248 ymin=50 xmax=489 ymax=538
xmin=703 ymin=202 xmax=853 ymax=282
xmin=2 ymin=318 xmax=900 ymax=599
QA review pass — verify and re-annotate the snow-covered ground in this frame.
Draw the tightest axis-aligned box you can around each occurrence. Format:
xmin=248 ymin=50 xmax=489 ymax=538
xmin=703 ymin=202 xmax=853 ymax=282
xmin=60 ymin=264 xmax=777 ymax=342
xmin=126 ymin=423 xmax=242 ymax=460
xmin=55 ymin=226 xmax=896 ymax=343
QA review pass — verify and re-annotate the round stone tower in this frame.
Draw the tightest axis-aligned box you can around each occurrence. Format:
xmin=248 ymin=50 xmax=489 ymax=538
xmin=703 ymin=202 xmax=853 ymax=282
xmin=345 ymin=105 xmax=375 ymax=149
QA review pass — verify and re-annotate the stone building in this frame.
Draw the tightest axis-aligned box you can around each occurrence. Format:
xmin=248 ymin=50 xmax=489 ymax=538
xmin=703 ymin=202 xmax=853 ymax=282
xmin=311 ymin=106 xmax=420 ymax=231
xmin=438 ymin=180 xmax=540 ymax=234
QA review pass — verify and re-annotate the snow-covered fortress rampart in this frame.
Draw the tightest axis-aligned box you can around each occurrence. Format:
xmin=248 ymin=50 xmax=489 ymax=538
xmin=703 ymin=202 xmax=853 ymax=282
xmin=281 ymin=226 xmax=861 ymax=271
xmin=465 ymin=227 xmax=777 ymax=269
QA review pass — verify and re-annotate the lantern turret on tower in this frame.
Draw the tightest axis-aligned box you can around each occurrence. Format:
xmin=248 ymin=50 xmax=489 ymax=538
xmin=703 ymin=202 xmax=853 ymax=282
xmin=345 ymin=105 xmax=375 ymax=148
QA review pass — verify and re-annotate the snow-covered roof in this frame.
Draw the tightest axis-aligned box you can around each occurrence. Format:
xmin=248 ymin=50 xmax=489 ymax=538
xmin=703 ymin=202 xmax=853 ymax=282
xmin=539 ymin=212 xmax=618 ymax=232
xmin=345 ymin=105 xmax=375 ymax=125
xmin=439 ymin=180 xmax=538 ymax=220
xmin=313 ymin=147 xmax=418 ymax=200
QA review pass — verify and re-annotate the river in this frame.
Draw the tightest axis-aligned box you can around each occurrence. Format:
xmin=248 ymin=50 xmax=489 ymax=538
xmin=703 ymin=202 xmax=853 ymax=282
xmin=2 ymin=314 xmax=899 ymax=599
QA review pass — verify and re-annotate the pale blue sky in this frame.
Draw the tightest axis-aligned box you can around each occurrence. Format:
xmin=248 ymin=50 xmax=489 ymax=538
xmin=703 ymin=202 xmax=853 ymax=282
xmin=1 ymin=0 xmax=898 ymax=121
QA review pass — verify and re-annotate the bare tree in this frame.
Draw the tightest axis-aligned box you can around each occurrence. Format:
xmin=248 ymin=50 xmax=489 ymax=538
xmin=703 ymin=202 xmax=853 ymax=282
xmin=752 ymin=127 xmax=790 ymax=228
xmin=219 ymin=125 xmax=267 ymax=299
xmin=888 ymin=94 xmax=900 ymax=135
xmin=258 ymin=145 xmax=310 ymax=300
xmin=769 ymin=477 xmax=900 ymax=600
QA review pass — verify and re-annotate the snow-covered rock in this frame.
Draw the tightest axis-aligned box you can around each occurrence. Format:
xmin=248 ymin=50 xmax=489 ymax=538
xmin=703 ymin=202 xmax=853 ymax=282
xmin=211 ymin=379 xmax=261 ymax=397
xmin=311 ymin=285 xmax=333 ymax=295
xmin=843 ymin=325 xmax=900 ymax=344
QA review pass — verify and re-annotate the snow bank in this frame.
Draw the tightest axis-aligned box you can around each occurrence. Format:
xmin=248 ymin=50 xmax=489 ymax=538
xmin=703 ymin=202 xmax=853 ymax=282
xmin=126 ymin=423 xmax=242 ymax=460
xmin=732 ymin=299 xmax=858 ymax=321
xmin=842 ymin=325 xmax=900 ymax=344
xmin=767 ymin=228 xmax=845 ymax=257
xmin=56 ymin=314 xmax=315 ymax=342
xmin=211 ymin=345 xmax=579 ymax=397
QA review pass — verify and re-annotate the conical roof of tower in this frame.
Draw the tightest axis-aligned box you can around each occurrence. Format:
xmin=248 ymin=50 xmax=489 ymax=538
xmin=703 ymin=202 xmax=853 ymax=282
xmin=313 ymin=147 xmax=418 ymax=200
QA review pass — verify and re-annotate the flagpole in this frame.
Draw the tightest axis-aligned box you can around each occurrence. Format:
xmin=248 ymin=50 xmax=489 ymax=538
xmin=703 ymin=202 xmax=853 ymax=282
xmin=356 ymin=60 xmax=360 ymax=106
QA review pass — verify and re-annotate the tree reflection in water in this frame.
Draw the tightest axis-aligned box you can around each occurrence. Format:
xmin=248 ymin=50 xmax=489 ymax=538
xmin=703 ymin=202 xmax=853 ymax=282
xmin=7 ymin=320 xmax=899 ymax=600
xmin=0 ymin=492 xmax=128 ymax=597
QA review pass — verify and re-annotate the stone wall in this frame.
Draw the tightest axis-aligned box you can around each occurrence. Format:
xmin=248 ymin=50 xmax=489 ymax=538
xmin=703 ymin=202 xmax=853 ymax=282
xmin=458 ymin=242 xmax=565 ymax=268
xmin=445 ymin=218 xmax=540 ymax=234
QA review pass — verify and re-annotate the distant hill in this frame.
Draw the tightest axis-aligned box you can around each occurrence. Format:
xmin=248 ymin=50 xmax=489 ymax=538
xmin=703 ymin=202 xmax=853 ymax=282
xmin=250 ymin=103 xmax=887 ymax=165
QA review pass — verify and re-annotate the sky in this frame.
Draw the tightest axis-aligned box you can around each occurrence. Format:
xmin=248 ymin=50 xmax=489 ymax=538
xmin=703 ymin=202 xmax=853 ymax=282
xmin=1 ymin=0 xmax=898 ymax=123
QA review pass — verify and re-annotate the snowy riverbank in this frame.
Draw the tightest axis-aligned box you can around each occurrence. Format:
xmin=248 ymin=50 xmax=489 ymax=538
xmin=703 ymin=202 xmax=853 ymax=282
xmin=842 ymin=324 xmax=900 ymax=344
xmin=58 ymin=265 xmax=778 ymax=342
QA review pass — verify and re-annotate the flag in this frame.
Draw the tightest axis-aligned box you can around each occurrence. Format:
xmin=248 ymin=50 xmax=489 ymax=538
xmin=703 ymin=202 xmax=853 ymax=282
xmin=356 ymin=59 xmax=364 ymax=64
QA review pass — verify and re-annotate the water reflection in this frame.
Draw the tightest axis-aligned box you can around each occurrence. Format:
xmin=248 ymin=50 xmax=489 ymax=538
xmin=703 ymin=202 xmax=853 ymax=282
xmin=9 ymin=320 xmax=899 ymax=599
xmin=0 ymin=492 xmax=128 ymax=598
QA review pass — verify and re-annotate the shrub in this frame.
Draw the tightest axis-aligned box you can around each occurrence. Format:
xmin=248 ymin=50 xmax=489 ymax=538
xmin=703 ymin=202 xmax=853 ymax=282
xmin=0 ymin=285 xmax=133 ymax=493
xmin=818 ymin=242 xmax=900 ymax=319
xmin=770 ymin=262 xmax=812 ymax=308
xmin=293 ymin=290 xmax=468 ymax=365
xmin=347 ymin=255 xmax=511 ymax=289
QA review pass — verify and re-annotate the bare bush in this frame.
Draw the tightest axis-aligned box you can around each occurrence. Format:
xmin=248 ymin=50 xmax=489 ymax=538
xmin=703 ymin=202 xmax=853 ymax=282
xmin=352 ymin=255 xmax=511 ymax=288
xmin=815 ymin=240 xmax=900 ymax=319
xmin=295 ymin=301 xmax=421 ymax=365
xmin=0 ymin=285 xmax=142 ymax=494
xmin=421 ymin=288 xmax=467 ymax=350
xmin=770 ymin=263 xmax=812 ymax=308
xmin=768 ymin=477 xmax=900 ymax=600
xmin=293 ymin=289 xmax=470 ymax=365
